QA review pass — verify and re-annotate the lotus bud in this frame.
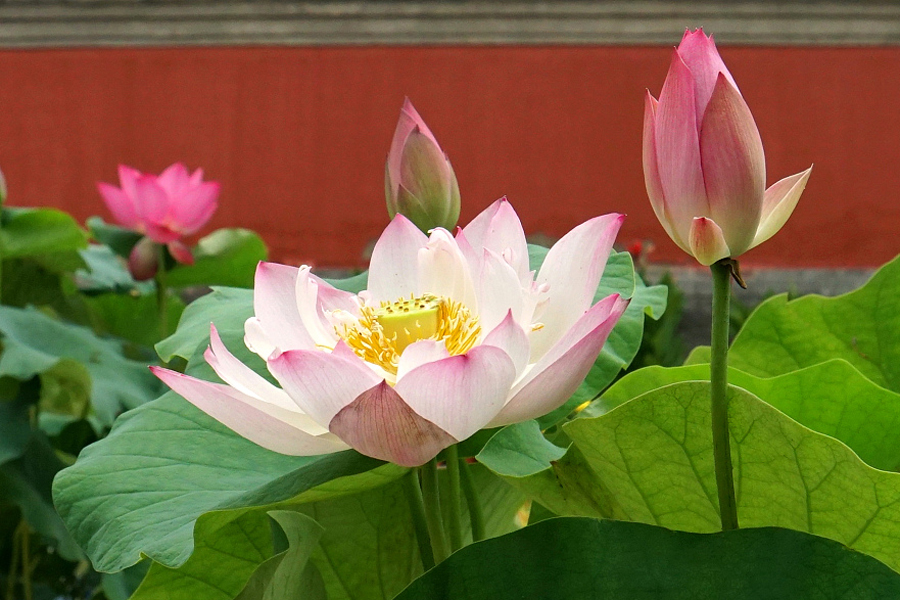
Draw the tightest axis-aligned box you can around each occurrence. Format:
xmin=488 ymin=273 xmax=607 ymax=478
xmin=128 ymin=236 xmax=159 ymax=281
xmin=385 ymin=99 xmax=460 ymax=233
xmin=642 ymin=28 xmax=812 ymax=266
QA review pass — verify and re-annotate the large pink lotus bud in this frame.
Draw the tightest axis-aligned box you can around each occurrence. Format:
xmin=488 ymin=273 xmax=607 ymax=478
xmin=385 ymin=99 xmax=460 ymax=233
xmin=97 ymin=163 xmax=220 ymax=266
xmin=643 ymin=29 xmax=812 ymax=266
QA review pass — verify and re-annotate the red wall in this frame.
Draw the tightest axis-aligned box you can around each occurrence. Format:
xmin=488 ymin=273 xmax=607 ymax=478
xmin=0 ymin=45 xmax=895 ymax=268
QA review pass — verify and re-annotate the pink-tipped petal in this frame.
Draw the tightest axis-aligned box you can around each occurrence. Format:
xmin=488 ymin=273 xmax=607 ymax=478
xmin=151 ymin=367 xmax=347 ymax=455
xmin=489 ymin=294 xmax=628 ymax=427
xmin=132 ymin=175 xmax=170 ymax=224
xmin=689 ymin=217 xmax=731 ymax=265
xmin=481 ymin=311 xmax=530 ymax=378
xmin=417 ymin=228 xmax=476 ymax=309
xmin=368 ymin=214 xmax=428 ymax=304
xmin=461 ymin=198 xmax=530 ymax=281
xmin=750 ymin=166 xmax=813 ymax=250
xmin=676 ymin=28 xmax=739 ymax=121
xmin=170 ymin=181 xmax=220 ymax=234
xmin=532 ymin=213 xmax=624 ymax=360
xmin=144 ymin=223 xmax=182 ymax=244
xmin=699 ymin=73 xmax=765 ymax=256
xmin=118 ymin=164 xmax=142 ymax=199
xmin=643 ymin=92 xmax=689 ymax=253
xmin=97 ymin=182 xmax=140 ymax=229
xmin=396 ymin=339 xmax=450 ymax=381
xmin=656 ymin=50 xmax=709 ymax=244
xmin=476 ymin=248 xmax=525 ymax=335
xmin=295 ymin=266 xmax=355 ymax=349
xmin=252 ymin=262 xmax=317 ymax=354
xmin=167 ymin=240 xmax=194 ymax=265
xmin=393 ymin=345 xmax=516 ymax=442
xmin=157 ymin=162 xmax=191 ymax=198
xmin=267 ymin=345 xmax=382 ymax=427
xmin=205 ymin=325 xmax=300 ymax=412
xmin=329 ymin=381 xmax=456 ymax=467
xmin=387 ymin=99 xmax=440 ymax=197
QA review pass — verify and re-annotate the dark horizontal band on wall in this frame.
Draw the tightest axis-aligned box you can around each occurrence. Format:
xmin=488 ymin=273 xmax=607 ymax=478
xmin=1 ymin=1 xmax=899 ymax=48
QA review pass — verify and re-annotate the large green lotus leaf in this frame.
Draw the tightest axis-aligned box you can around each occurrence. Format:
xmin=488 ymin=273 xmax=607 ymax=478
xmin=52 ymin=389 xmax=385 ymax=573
xmin=0 ymin=377 xmax=34 ymax=464
xmin=589 ymin=360 xmax=900 ymax=471
xmin=725 ymin=254 xmax=900 ymax=390
xmin=84 ymin=291 xmax=186 ymax=348
xmin=130 ymin=510 xmax=275 ymax=600
xmin=298 ymin=463 xmax=524 ymax=600
xmin=234 ymin=511 xmax=326 ymax=600
xmin=0 ymin=305 xmax=163 ymax=425
xmin=166 ymin=228 xmax=268 ymax=289
xmin=479 ymin=381 xmax=900 ymax=572
xmin=156 ymin=286 xmax=254 ymax=363
xmin=396 ymin=518 xmax=900 ymax=600
xmin=1 ymin=206 xmax=88 ymax=258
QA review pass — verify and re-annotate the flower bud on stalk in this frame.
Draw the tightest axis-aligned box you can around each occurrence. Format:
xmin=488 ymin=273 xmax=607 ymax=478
xmin=386 ymin=99 xmax=461 ymax=233
xmin=642 ymin=28 xmax=812 ymax=266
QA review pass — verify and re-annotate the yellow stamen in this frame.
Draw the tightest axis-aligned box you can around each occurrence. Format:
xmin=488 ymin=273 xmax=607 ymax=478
xmin=337 ymin=293 xmax=481 ymax=376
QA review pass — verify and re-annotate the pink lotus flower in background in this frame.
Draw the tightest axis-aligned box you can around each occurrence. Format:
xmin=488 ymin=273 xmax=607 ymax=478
xmin=98 ymin=163 xmax=220 ymax=268
xmin=153 ymin=199 xmax=627 ymax=467
xmin=643 ymin=28 xmax=812 ymax=266
xmin=385 ymin=99 xmax=461 ymax=233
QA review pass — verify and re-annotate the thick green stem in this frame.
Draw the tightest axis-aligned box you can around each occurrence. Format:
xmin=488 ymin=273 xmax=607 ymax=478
xmin=421 ymin=458 xmax=449 ymax=562
xmin=402 ymin=469 xmax=435 ymax=571
xmin=444 ymin=446 xmax=463 ymax=552
xmin=155 ymin=245 xmax=169 ymax=341
xmin=459 ymin=459 xmax=486 ymax=542
xmin=6 ymin=519 xmax=20 ymax=600
xmin=710 ymin=260 xmax=739 ymax=531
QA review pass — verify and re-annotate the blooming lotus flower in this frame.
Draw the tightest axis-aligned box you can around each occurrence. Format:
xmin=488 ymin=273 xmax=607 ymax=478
xmin=643 ymin=29 xmax=812 ymax=266
xmin=385 ymin=99 xmax=460 ymax=232
xmin=152 ymin=199 xmax=627 ymax=467
xmin=98 ymin=163 xmax=220 ymax=268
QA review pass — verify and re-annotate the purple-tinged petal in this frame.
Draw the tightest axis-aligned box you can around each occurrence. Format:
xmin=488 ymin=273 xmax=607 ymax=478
xmin=676 ymin=28 xmax=739 ymax=121
xmin=394 ymin=345 xmax=516 ymax=442
xmin=643 ymin=92 xmax=690 ymax=253
xmin=689 ymin=217 xmax=731 ymax=265
xmin=396 ymin=339 xmax=450 ymax=381
xmin=700 ymin=73 xmax=765 ymax=256
xmin=144 ymin=223 xmax=182 ymax=244
xmin=252 ymin=262 xmax=317 ymax=355
xmin=489 ymin=294 xmax=628 ymax=427
xmin=330 ymin=381 xmax=456 ymax=467
xmin=267 ymin=345 xmax=382 ymax=427
xmin=749 ymin=166 xmax=813 ymax=250
xmin=97 ymin=182 xmax=140 ymax=229
xmin=151 ymin=367 xmax=347 ymax=455
xmin=368 ymin=214 xmax=428 ymax=304
xmin=531 ymin=213 xmax=624 ymax=360
xmin=461 ymin=198 xmax=530 ymax=282
xmin=482 ymin=311 xmax=530 ymax=378
xmin=656 ymin=49 xmax=709 ymax=244
xmin=133 ymin=175 xmax=170 ymax=224
xmin=167 ymin=240 xmax=194 ymax=265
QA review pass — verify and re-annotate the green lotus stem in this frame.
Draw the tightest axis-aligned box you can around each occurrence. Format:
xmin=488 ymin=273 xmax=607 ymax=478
xmin=20 ymin=522 xmax=31 ymax=600
xmin=421 ymin=458 xmax=449 ymax=562
xmin=710 ymin=260 xmax=739 ymax=530
xmin=444 ymin=446 xmax=463 ymax=552
xmin=402 ymin=469 xmax=435 ymax=571
xmin=5 ymin=520 xmax=20 ymax=600
xmin=156 ymin=245 xmax=169 ymax=341
xmin=460 ymin=459 xmax=486 ymax=542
